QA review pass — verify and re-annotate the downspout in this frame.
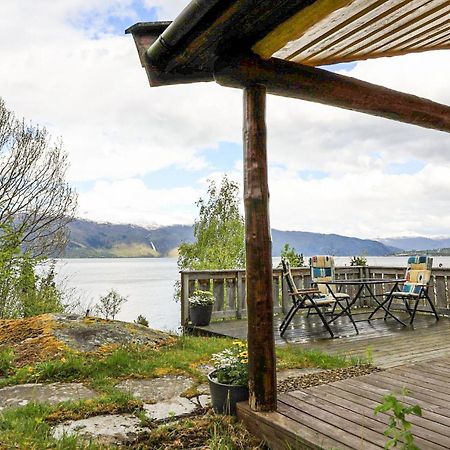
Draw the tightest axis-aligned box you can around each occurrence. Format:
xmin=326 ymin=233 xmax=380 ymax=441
xmin=146 ymin=0 xmax=226 ymax=67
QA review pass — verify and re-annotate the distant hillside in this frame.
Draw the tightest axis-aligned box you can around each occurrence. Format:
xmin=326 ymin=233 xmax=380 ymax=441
xmin=65 ymin=220 xmax=194 ymax=258
xmin=380 ymin=237 xmax=450 ymax=251
xmin=392 ymin=248 xmax=450 ymax=256
xmin=272 ymin=230 xmax=397 ymax=256
xmin=64 ymin=219 xmax=396 ymax=258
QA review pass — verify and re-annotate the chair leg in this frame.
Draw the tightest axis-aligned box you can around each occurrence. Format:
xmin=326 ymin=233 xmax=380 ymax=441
xmin=280 ymin=303 xmax=300 ymax=336
xmin=312 ymin=304 xmax=334 ymax=338
xmin=383 ymin=295 xmax=394 ymax=320
xmin=410 ymin=297 xmax=420 ymax=325
xmin=424 ymin=291 xmax=439 ymax=321
xmin=343 ymin=299 xmax=359 ymax=334
xmin=404 ymin=298 xmax=413 ymax=316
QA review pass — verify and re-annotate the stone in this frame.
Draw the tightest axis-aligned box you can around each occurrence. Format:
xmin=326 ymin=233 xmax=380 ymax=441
xmin=143 ymin=396 xmax=197 ymax=421
xmin=116 ymin=376 xmax=193 ymax=402
xmin=52 ymin=414 xmax=146 ymax=445
xmin=0 ymin=383 xmax=97 ymax=411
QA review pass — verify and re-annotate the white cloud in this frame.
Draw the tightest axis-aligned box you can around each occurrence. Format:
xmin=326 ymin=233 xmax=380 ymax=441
xmin=1 ymin=1 xmax=450 ymax=238
xmin=145 ymin=0 xmax=190 ymax=20
xmin=79 ymin=178 xmax=200 ymax=226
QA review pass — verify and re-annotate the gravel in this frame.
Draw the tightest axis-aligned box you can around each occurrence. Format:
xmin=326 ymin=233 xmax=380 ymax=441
xmin=277 ymin=364 xmax=381 ymax=393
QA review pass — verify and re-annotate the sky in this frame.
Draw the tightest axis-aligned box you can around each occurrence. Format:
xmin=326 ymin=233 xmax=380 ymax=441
xmin=1 ymin=0 xmax=450 ymax=239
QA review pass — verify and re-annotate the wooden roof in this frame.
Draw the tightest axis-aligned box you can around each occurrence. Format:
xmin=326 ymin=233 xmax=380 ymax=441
xmin=254 ymin=0 xmax=450 ymax=66
xmin=126 ymin=0 xmax=450 ymax=133
xmin=127 ymin=0 xmax=450 ymax=85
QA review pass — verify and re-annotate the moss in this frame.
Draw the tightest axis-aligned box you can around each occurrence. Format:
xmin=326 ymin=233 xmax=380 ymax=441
xmin=0 ymin=315 xmax=68 ymax=367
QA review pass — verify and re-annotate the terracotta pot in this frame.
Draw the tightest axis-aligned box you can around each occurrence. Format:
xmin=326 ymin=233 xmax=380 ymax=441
xmin=189 ymin=304 xmax=213 ymax=326
xmin=208 ymin=371 xmax=249 ymax=415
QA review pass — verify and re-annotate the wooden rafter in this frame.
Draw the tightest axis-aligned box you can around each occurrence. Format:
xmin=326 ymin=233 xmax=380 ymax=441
xmin=215 ymin=55 xmax=450 ymax=133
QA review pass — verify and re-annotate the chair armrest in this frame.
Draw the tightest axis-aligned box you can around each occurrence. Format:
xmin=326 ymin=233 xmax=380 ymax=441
xmin=290 ymin=288 xmax=321 ymax=296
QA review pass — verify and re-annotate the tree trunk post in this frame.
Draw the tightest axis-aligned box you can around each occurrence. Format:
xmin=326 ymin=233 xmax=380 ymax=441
xmin=243 ymin=84 xmax=277 ymax=412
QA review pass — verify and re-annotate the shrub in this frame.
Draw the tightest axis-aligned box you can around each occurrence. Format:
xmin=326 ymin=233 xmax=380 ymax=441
xmin=135 ymin=314 xmax=149 ymax=327
xmin=94 ymin=289 xmax=127 ymax=320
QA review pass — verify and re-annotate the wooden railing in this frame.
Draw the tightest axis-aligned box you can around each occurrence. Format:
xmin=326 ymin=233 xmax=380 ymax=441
xmin=180 ymin=266 xmax=450 ymax=326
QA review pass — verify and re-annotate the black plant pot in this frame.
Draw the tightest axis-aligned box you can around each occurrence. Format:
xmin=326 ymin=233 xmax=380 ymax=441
xmin=189 ymin=304 xmax=213 ymax=326
xmin=208 ymin=371 xmax=249 ymax=415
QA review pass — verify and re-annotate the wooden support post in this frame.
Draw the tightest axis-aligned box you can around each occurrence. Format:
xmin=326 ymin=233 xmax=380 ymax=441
xmin=243 ymin=84 xmax=277 ymax=412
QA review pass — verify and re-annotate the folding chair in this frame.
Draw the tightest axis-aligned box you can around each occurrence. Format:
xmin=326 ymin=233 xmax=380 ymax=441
xmin=384 ymin=255 xmax=438 ymax=324
xmin=310 ymin=255 xmax=351 ymax=303
xmin=310 ymin=255 xmax=359 ymax=334
xmin=280 ymin=258 xmax=356 ymax=338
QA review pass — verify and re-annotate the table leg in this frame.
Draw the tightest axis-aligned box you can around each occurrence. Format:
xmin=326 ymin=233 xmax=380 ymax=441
xmin=368 ymin=282 xmax=406 ymax=326
xmin=328 ymin=284 xmax=364 ymax=324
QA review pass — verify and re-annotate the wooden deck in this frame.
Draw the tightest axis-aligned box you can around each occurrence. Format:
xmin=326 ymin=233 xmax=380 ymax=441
xmin=191 ymin=310 xmax=450 ymax=368
xmin=194 ymin=311 xmax=450 ymax=448
xmin=238 ymin=356 xmax=450 ymax=449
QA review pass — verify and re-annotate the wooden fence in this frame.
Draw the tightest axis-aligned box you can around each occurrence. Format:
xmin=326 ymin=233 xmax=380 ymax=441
xmin=180 ymin=266 xmax=450 ymax=326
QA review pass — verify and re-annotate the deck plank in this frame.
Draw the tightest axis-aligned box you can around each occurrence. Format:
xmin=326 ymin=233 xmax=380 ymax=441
xmin=238 ymin=355 xmax=450 ymax=449
xmin=286 ymin=390 xmax=447 ymax=449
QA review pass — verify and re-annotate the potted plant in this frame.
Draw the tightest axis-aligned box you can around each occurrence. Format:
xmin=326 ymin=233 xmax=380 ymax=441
xmin=188 ymin=290 xmax=214 ymax=326
xmin=208 ymin=341 xmax=249 ymax=415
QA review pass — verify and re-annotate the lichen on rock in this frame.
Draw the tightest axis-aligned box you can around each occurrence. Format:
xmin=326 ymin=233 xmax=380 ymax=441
xmin=0 ymin=314 xmax=175 ymax=367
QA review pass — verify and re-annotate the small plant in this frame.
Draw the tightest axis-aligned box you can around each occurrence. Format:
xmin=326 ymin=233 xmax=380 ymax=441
xmin=374 ymin=388 xmax=422 ymax=449
xmin=188 ymin=290 xmax=214 ymax=307
xmin=94 ymin=289 xmax=128 ymax=320
xmin=211 ymin=341 xmax=248 ymax=386
xmin=0 ymin=347 xmax=15 ymax=376
xmin=350 ymin=255 xmax=368 ymax=266
xmin=135 ymin=314 xmax=149 ymax=327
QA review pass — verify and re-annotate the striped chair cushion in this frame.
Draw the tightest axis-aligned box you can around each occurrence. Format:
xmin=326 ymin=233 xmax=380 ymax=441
xmin=397 ymin=256 xmax=433 ymax=298
xmin=310 ymin=255 xmax=346 ymax=297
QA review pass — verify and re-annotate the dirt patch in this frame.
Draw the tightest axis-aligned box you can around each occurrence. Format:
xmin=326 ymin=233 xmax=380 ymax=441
xmin=277 ymin=364 xmax=381 ymax=393
xmin=131 ymin=412 xmax=265 ymax=449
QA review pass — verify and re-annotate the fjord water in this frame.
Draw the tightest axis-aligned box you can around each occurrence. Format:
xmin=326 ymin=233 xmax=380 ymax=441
xmin=55 ymin=256 xmax=450 ymax=332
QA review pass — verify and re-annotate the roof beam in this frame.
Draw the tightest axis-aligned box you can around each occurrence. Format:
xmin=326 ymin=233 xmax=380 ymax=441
xmin=214 ymin=55 xmax=450 ymax=133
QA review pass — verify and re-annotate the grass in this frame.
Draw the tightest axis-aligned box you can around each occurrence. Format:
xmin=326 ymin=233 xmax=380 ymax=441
xmin=0 ymin=336 xmax=365 ymax=391
xmin=0 ymin=396 xmax=134 ymax=450
xmin=0 ymin=346 xmax=15 ymax=376
xmin=276 ymin=345 xmax=367 ymax=369
xmin=0 ymin=335 xmax=368 ymax=449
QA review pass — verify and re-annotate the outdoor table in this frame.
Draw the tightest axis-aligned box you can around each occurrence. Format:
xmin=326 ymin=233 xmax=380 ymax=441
xmin=316 ymin=278 xmax=407 ymax=327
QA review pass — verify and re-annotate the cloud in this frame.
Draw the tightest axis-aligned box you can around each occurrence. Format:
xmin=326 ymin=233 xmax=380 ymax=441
xmin=78 ymin=178 xmax=200 ymax=226
xmin=1 ymin=1 xmax=450 ymax=238
xmin=145 ymin=0 xmax=190 ymax=20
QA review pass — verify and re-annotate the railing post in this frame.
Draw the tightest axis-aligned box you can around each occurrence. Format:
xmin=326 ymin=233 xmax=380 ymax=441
xmin=237 ymin=271 xmax=245 ymax=319
xmin=180 ymin=272 xmax=190 ymax=328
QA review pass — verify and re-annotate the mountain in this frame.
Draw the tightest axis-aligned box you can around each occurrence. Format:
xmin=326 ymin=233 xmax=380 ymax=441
xmin=65 ymin=219 xmax=194 ymax=258
xmin=64 ymin=219 xmax=396 ymax=258
xmin=380 ymin=237 xmax=450 ymax=251
xmin=272 ymin=230 xmax=398 ymax=257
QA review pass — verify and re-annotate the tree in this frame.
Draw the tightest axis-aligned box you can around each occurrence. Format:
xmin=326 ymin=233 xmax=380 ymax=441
xmin=280 ymin=243 xmax=304 ymax=267
xmin=350 ymin=255 xmax=368 ymax=266
xmin=177 ymin=176 xmax=245 ymax=271
xmin=0 ymin=98 xmax=77 ymax=257
xmin=0 ymin=222 xmax=66 ymax=318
